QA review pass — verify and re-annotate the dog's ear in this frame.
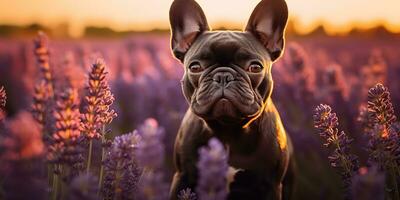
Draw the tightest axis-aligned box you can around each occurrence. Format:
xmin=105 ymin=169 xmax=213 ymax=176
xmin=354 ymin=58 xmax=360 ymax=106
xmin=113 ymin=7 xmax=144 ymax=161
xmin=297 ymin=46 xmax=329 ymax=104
xmin=245 ymin=0 xmax=288 ymax=62
xmin=169 ymin=0 xmax=210 ymax=62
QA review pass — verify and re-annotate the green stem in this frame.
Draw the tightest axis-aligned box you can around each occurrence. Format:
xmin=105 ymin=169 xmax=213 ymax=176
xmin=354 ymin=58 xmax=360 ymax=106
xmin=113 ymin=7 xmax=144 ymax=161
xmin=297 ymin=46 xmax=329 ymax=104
xmin=51 ymin=165 xmax=59 ymax=200
xmin=86 ymin=140 xmax=93 ymax=174
xmin=59 ymin=165 xmax=64 ymax=200
xmin=97 ymin=126 xmax=106 ymax=196
xmin=333 ymin=136 xmax=352 ymax=176
xmin=48 ymin=164 xmax=52 ymax=186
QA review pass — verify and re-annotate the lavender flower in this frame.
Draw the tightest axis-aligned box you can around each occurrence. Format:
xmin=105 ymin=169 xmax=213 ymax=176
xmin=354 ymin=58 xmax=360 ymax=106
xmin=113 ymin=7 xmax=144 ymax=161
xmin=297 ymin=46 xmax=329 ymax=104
xmin=314 ymin=104 xmax=340 ymax=146
xmin=0 ymin=85 xmax=6 ymax=108
xmin=365 ymin=84 xmax=400 ymax=198
xmin=34 ymin=31 xmax=54 ymax=93
xmin=49 ymin=89 xmax=84 ymax=179
xmin=365 ymin=83 xmax=399 ymax=167
xmin=0 ymin=111 xmax=44 ymax=162
xmin=178 ymin=188 xmax=197 ymax=200
xmin=196 ymin=138 xmax=228 ymax=200
xmin=102 ymin=132 xmax=141 ymax=200
xmin=367 ymin=83 xmax=396 ymax=128
xmin=0 ymin=85 xmax=6 ymax=121
xmin=367 ymin=124 xmax=400 ymax=168
xmin=81 ymin=58 xmax=116 ymax=139
xmin=136 ymin=118 xmax=169 ymax=200
xmin=32 ymin=32 xmax=55 ymax=137
xmin=68 ymin=173 xmax=99 ymax=200
xmin=390 ymin=122 xmax=400 ymax=163
xmin=136 ymin=118 xmax=165 ymax=169
xmin=31 ymin=81 xmax=49 ymax=127
xmin=313 ymin=104 xmax=359 ymax=198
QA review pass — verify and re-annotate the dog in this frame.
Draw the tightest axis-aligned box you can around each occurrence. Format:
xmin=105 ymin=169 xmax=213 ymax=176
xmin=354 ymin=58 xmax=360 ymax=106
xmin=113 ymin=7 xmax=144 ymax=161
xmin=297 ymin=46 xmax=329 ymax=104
xmin=169 ymin=0 xmax=295 ymax=199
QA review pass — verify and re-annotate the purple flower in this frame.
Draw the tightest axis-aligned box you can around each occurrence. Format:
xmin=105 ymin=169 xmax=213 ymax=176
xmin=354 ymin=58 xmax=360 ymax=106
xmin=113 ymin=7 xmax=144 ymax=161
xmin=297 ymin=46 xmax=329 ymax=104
xmin=313 ymin=104 xmax=359 ymax=198
xmin=0 ymin=85 xmax=6 ymax=121
xmin=31 ymin=81 xmax=48 ymax=126
xmin=81 ymin=58 xmax=116 ymax=139
xmin=33 ymin=31 xmax=54 ymax=104
xmin=367 ymin=124 xmax=400 ymax=168
xmin=178 ymin=188 xmax=197 ymax=200
xmin=363 ymin=83 xmax=400 ymax=199
xmin=136 ymin=118 xmax=169 ymax=200
xmin=367 ymin=83 xmax=396 ymax=127
xmin=196 ymin=138 xmax=228 ymax=200
xmin=48 ymin=89 xmax=84 ymax=179
xmin=368 ymin=125 xmax=400 ymax=198
xmin=31 ymin=32 xmax=56 ymax=138
xmin=0 ymin=111 xmax=44 ymax=164
xmin=102 ymin=132 xmax=141 ymax=200
xmin=365 ymin=84 xmax=399 ymax=167
xmin=136 ymin=118 xmax=165 ymax=169
xmin=0 ymin=85 xmax=6 ymax=108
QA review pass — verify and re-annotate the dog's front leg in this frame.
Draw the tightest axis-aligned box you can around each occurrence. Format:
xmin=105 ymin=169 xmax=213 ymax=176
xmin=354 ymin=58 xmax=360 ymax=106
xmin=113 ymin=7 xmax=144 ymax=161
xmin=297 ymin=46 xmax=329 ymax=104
xmin=170 ymin=172 xmax=190 ymax=200
xmin=271 ymin=183 xmax=283 ymax=200
xmin=228 ymin=170 xmax=284 ymax=200
xmin=170 ymin=132 xmax=202 ymax=200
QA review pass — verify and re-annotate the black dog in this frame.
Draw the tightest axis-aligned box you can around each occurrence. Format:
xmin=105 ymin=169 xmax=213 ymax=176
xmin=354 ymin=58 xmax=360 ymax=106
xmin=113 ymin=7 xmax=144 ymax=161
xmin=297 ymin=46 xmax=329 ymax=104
xmin=169 ymin=0 xmax=294 ymax=199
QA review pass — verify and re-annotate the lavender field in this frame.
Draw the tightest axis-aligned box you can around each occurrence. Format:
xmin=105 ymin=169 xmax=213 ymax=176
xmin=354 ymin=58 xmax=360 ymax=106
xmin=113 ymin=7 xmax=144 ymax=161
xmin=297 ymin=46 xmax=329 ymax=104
xmin=0 ymin=32 xmax=400 ymax=200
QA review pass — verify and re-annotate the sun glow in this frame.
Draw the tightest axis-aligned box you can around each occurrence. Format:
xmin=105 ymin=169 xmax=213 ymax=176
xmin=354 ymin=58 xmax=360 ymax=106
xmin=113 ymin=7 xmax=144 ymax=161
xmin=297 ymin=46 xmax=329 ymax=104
xmin=275 ymin=117 xmax=287 ymax=151
xmin=1 ymin=0 xmax=400 ymax=37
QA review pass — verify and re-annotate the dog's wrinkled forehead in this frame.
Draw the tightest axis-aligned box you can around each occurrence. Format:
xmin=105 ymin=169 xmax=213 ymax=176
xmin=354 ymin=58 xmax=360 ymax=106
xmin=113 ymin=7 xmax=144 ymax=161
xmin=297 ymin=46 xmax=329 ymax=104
xmin=184 ymin=31 xmax=270 ymax=65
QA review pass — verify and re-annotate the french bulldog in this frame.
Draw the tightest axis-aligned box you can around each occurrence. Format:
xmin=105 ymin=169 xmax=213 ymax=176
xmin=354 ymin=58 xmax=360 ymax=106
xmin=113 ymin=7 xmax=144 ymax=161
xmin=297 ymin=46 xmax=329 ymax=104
xmin=169 ymin=0 xmax=295 ymax=199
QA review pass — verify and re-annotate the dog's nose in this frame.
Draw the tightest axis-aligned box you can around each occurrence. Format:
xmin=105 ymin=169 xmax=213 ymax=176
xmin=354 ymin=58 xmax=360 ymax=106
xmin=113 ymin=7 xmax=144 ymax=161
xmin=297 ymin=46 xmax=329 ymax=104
xmin=213 ymin=72 xmax=234 ymax=86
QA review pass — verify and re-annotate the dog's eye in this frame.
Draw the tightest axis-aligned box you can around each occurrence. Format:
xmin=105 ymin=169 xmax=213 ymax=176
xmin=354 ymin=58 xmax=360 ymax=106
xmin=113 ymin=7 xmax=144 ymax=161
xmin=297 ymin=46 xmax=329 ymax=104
xmin=189 ymin=62 xmax=203 ymax=73
xmin=248 ymin=62 xmax=263 ymax=73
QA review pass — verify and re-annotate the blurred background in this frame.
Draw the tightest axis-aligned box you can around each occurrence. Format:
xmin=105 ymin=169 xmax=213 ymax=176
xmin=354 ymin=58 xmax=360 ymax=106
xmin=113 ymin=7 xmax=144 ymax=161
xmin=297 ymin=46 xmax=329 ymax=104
xmin=1 ymin=0 xmax=400 ymax=199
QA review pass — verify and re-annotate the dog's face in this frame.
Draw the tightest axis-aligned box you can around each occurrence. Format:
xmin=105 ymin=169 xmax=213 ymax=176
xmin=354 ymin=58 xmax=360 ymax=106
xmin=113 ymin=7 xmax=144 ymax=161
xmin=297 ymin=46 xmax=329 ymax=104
xmin=170 ymin=0 xmax=288 ymax=125
xmin=180 ymin=32 xmax=273 ymax=123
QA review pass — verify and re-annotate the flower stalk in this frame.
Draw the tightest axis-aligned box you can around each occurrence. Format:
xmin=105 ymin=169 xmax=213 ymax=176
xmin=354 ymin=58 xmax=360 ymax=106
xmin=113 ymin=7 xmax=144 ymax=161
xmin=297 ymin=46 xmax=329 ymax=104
xmin=48 ymin=88 xmax=84 ymax=199
xmin=80 ymin=59 xmax=116 ymax=176
xmin=97 ymin=125 xmax=107 ymax=195
xmin=365 ymin=83 xmax=400 ymax=200
xmin=314 ymin=104 xmax=359 ymax=199
xmin=32 ymin=32 xmax=55 ymax=137
xmin=102 ymin=132 xmax=141 ymax=200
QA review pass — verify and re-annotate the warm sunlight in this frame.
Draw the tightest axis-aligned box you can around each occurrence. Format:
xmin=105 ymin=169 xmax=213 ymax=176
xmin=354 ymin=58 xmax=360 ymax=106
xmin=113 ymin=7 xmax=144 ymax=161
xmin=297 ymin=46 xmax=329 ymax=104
xmin=1 ymin=0 xmax=400 ymax=36
xmin=1 ymin=0 xmax=400 ymax=199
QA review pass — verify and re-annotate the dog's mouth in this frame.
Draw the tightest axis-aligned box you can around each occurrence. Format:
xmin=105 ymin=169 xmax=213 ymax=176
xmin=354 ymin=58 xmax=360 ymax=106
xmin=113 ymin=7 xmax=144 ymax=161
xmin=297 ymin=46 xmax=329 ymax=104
xmin=191 ymin=86 xmax=262 ymax=121
xmin=211 ymin=98 xmax=239 ymax=119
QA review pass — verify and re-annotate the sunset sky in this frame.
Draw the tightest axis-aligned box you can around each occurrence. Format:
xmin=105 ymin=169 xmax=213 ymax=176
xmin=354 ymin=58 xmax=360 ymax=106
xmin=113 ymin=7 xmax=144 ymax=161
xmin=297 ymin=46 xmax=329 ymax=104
xmin=1 ymin=0 xmax=400 ymax=37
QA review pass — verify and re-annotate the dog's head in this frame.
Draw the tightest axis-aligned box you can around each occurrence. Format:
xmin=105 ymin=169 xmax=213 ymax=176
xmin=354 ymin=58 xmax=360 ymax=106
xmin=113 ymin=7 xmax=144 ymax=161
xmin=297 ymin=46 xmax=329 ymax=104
xmin=169 ymin=0 xmax=288 ymax=126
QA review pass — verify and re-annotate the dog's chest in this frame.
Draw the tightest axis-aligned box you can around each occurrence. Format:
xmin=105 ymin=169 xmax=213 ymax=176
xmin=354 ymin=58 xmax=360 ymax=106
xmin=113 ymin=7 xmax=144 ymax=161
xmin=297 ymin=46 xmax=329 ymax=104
xmin=225 ymin=139 xmax=288 ymax=189
xmin=225 ymin=137 xmax=283 ymax=173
